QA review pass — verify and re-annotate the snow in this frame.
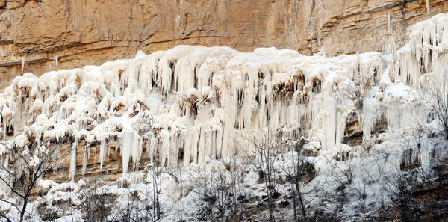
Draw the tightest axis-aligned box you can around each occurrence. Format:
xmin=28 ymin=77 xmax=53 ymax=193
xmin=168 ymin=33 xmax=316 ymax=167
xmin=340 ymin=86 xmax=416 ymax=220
xmin=14 ymin=134 xmax=28 ymax=148
xmin=135 ymin=50 xmax=147 ymax=57
xmin=38 ymin=179 xmax=58 ymax=191
xmin=27 ymin=131 xmax=447 ymax=222
xmin=0 ymin=13 xmax=445 ymax=183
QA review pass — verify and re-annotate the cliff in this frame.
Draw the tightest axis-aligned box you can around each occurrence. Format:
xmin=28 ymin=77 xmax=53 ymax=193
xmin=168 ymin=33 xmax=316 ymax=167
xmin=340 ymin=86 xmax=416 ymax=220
xmin=0 ymin=4 xmax=447 ymax=220
xmin=0 ymin=0 xmax=447 ymax=90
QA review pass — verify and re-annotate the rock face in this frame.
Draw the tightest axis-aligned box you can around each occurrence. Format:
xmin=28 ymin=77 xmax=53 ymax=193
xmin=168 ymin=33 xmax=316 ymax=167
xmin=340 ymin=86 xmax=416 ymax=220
xmin=1 ymin=12 xmax=447 ymax=185
xmin=0 ymin=0 xmax=447 ymax=90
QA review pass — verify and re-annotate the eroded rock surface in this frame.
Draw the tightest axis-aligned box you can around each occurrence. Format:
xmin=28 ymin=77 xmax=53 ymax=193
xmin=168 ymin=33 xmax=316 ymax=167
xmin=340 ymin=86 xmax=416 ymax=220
xmin=0 ymin=0 xmax=447 ymax=90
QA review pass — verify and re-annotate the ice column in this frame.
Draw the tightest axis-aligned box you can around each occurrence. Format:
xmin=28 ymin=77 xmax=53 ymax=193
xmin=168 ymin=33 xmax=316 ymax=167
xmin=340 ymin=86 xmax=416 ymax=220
xmin=121 ymin=130 xmax=138 ymax=174
xmin=69 ymin=138 xmax=78 ymax=180
xmin=81 ymin=145 xmax=88 ymax=176
xmin=21 ymin=57 xmax=25 ymax=74
xmin=54 ymin=55 xmax=58 ymax=68
xmin=99 ymin=139 xmax=106 ymax=171
xmin=387 ymin=12 xmax=391 ymax=33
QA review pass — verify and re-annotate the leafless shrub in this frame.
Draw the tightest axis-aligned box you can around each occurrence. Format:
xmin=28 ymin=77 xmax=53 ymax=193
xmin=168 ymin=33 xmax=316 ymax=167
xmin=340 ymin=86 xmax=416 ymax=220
xmin=244 ymin=130 xmax=284 ymax=221
xmin=371 ymin=134 xmax=448 ymax=221
xmin=191 ymin=159 xmax=246 ymax=221
xmin=279 ymin=131 xmax=309 ymax=220
xmin=0 ymin=140 xmax=67 ymax=222
xmin=81 ymin=178 xmax=114 ymax=222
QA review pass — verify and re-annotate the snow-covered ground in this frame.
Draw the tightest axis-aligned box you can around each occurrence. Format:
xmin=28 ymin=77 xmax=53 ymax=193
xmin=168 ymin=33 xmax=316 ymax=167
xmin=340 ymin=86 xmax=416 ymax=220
xmin=0 ymin=13 xmax=447 ymax=221
xmin=6 ymin=134 xmax=445 ymax=221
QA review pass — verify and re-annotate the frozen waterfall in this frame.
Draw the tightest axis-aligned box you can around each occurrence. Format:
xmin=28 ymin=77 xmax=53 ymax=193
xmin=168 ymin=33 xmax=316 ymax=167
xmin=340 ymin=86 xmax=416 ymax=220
xmin=0 ymin=13 xmax=447 ymax=179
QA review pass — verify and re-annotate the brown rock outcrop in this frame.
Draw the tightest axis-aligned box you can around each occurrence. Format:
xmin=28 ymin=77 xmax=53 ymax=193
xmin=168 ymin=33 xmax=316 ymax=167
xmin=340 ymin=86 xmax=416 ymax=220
xmin=0 ymin=0 xmax=447 ymax=90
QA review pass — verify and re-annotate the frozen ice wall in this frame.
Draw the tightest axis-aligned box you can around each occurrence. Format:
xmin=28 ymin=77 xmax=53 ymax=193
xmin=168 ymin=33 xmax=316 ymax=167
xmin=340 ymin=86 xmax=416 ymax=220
xmin=0 ymin=14 xmax=447 ymax=179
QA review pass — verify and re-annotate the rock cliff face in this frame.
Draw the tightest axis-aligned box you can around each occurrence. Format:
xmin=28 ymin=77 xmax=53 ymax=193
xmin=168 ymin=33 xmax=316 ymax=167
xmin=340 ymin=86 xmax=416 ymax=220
xmin=0 ymin=11 xmax=447 ymax=184
xmin=0 ymin=3 xmax=447 ymax=220
xmin=0 ymin=0 xmax=447 ymax=90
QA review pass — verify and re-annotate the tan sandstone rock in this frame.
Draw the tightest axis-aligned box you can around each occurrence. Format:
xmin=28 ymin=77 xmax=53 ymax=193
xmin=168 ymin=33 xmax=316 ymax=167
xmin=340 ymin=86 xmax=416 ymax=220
xmin=0 ymin=0 xmax=447 ymax=91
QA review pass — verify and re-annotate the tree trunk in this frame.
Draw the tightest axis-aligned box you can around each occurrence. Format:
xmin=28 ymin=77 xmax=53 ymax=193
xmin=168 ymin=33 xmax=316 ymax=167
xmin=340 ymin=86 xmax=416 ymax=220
xmin=297 ymin=183 xmax=306 ymax=217
xmin=292 ymin=189 xmax=298 ymax=221
xmin=19 ymin=197 xmax=28 ymax=222
xmin=296 ymin=147 xmax=306 ymax=217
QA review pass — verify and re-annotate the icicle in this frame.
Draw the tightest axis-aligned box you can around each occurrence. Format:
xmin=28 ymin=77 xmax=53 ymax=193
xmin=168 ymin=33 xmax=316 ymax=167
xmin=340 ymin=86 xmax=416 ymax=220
xmin=131 ymin=134 xmax=143 ymax=170
xmin=2 ymin=118 xmax=6 ymax=140
xmin=387 ymin=12 xmax=391 ymax=33
xmin=198 ymin=128 xmax=206 ymax=163
xmin=149 ymin=137 xmax=158 ymax=164
xmin=136 ymin=50 xmax=146 ymax=57
xmin=69 ymin=138 xmax=78 ymax=180
xmin=54 ymin=55 xmax=58 ymax=68
xmin=160 ymin=129 xmax=170 ymax=167
xmin=99 ymin=139 xmax=106 ymax=171
xmin=183 ymin=131 xmax=191 ymax=167
xmin=21 ymin=57 xmax=25 ymax=74
xmin=426 ymin=0 xmax=430 ymax=14
xmin=0 ymin=15 xmax=445 ymax=183
xmin=87 ymin=144 xmax=91 ymax=160
xmin=169 ymin=132 xmax=178 ymax=168
xmin=121 ymin=131 xmax=134 ymax=174
xmin=81 ymin=145 xmax=87 ymax=176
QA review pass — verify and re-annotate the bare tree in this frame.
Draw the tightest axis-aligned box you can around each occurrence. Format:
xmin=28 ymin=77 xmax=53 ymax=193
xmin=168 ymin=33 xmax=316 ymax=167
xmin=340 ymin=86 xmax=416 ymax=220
xmin=0 ymin=201 xmax=13 ymax=222
xmin=371 ymin=134 xmax=448 ymax=221
xmin=147 ymin=163 xmax=163 ymax=222
xmin=322 ymin=154 xmax=366 ymax=220
xmin=281 ymin=130 xmax=356 ymax=221
xmin=116 ymin=191 xmax=142 ymax=222
xmin=191 ymin=159 xmax=246 ymax=221
xmin=245 ymin=130 xmax=285 ymax=222
xmin=224 ymin=158 xmax=246 ymax=220
xmin=421 ymin=89 xmax=448 ymax=139
xmin=433 ymin=92 xmax=448 ymax=138
xmin=192 ymin=170 xmax=220 ymax=221
xmin=0 ymin=139 xmax=66 ymax=222
xmin=81 ymin=178 xmax=114 ymax=222
xmin=282 ymin=137 xmax=308 ymax=221
xmin=372 ymin=152 xmax=419 ymax=221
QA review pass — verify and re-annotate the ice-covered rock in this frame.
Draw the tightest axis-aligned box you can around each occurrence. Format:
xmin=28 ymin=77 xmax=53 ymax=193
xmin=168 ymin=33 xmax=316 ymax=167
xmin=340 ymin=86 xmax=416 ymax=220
xmin=0 ymin=13 xmax=446 ymax=180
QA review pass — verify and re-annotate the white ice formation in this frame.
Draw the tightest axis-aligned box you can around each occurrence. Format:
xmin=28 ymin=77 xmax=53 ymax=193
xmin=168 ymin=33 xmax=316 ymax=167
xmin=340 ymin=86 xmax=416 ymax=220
xmin=0 ymin=14 xmax=447 ymax=180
